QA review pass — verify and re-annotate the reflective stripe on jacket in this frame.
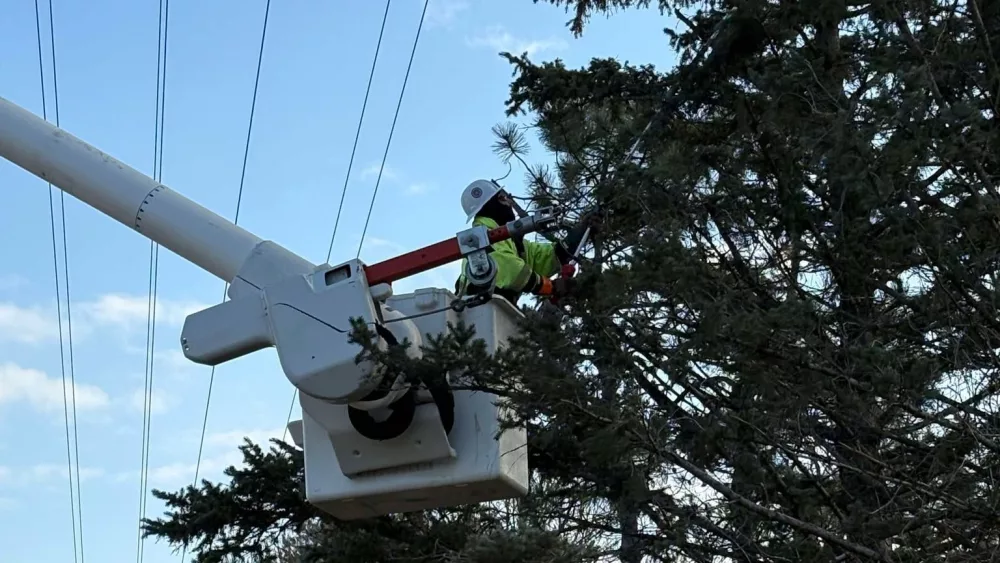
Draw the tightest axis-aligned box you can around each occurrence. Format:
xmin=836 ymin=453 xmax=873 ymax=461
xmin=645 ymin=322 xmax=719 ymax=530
xmin=455 ymin=216 xmax=560 ymax=298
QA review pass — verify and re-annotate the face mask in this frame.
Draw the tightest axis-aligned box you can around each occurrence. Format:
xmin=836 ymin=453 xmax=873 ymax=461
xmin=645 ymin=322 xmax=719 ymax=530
xmin=480 ymin=195 xmax=516 ymax=224
xmin=497 ymin=203 xmax=516 ymax=223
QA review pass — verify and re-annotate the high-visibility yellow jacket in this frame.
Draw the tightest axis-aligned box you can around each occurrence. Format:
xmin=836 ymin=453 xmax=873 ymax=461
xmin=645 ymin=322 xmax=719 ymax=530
xmin=455 ymin=216 xmax=560 ymax=303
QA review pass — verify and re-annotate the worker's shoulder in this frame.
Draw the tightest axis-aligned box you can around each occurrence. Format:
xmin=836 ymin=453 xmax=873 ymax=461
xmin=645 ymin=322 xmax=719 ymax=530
xmin=472 ymin=216 xmax=519 ymax=253
xmin=472 ymin=216 xmax=500 ymax=229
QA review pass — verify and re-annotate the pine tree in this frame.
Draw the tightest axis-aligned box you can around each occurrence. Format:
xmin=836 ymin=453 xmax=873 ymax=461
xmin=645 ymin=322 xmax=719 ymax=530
xmin=144 ymin=0 xmax=1000 ymax=561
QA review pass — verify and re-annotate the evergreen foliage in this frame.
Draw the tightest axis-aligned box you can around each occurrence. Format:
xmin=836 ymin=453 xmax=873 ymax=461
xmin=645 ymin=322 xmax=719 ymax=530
xmin=144 ymin=0 xmax=1000 ymax=560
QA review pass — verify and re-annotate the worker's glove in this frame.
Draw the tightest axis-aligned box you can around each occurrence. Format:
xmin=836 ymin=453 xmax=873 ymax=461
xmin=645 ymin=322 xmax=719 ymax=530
xmin=579 ymin=211 xmax=601 ymax=232
xmin=552 ymin=276 xmax=575 ymax=299
xmin=703 ymin=15 xmax=768 ymax=77
xmin=533 ymin=276 xmax=574 ymax=299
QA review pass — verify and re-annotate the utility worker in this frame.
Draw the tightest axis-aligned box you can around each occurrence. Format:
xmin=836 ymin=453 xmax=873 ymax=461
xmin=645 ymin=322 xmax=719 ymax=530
xmin=454 ymin=180 xmax=590 ymax=306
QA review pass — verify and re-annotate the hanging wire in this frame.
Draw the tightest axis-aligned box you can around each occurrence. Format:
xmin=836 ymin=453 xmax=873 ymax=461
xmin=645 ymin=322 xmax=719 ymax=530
xmin=325 ymin=0 xmax=392 ymax=264
xmin=137 ymin=243 xmax=159 ymax=562
xmin=355 ymin=0 xmax=429 ymax=258
xmin=34 ymin=2 xmax=83 ymax=562
xmin=182 ymin=1 xmax=271 ymax=560
xmin=136 ymin=1 xmax=169 ymax=561
xmin=280 ymin=390 xmax=297 ymax=443
xmin=382 ymin=301 xmax=457 ymax=322
xmin=48 ymin=9 xmax=86 ymax=559
xmin=34 ymin=2 xmax=77 ymax=561
xmin=136 ymin=245 xmax=159 ymax=563
xmin=283 ymin=0 xmax=395 ymax=444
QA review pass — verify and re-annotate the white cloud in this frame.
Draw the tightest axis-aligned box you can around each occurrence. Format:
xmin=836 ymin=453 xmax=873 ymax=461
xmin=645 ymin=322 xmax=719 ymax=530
xmin=0 ymin=294 xmax=212 ymax=345
xmin=144 ymin=450 xmax=244 ymax=487
xmin=156 ymin=348 xmax=198 ymax=377
xmin=426 ymin=0 xmax=469 ymax=28
xmin=79 ymin=294 xmax=210 ymax=329
xmin=125 ymin=387 xmax=174 ymax=415
xmin=116 ymin=347 xmax=200 ymax=379
xmin=0 ymin=302 xmax=60 ymax=344
xmin=0 ymin=362 xmax=110 ymax=413
xmin=466 ymin=25 xmax=567 ymax=58
xmin=206 ymin=427 xmax=289 ymax=450
xmin=139 ymin=427 xmax=290 ymax=487
xmin=356 ymin=164 xmax=434 ymax=198
xmin=0 ymin=463 xmax=105 ymax=487
xmin=363 ymin=237 xmax=405 ymax=252
xmin=356 ymin=235 xmax=410 ymax=263
xmin=359 ymin=163 xmax=398 ymax=182
xmin=159 ymin=348 xmax=192 ymax=369
xmin=405 ymin=182 xmax=433 ymax=196
xmin=25 ymin=463 xmax=105 ymax=482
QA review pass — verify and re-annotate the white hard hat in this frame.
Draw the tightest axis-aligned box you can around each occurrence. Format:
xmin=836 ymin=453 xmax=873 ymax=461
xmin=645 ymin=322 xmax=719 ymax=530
xmin=461 ymin=179 xmax=501 ymax=222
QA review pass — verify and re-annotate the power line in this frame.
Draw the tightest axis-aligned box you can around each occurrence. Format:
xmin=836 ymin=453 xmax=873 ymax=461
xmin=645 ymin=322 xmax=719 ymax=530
xmin=356 ymin=0 xmax=429 ymax=258
xmin=325 ymin=0 xmax=392 ymax=264
xmin=283 ymin=0 xmax=395 ymax=444
xmin=49 ymin=4 xmax=87 ymax=556
xmin=137 ymin=0 xmax=169 ymax=561
xmin=137 ymin=246 xmax=159 ymax=563
xmin=34 ymin=2 xmax=84 ymax=562
xmin=183 ymin=1 xmax=271 ymax=560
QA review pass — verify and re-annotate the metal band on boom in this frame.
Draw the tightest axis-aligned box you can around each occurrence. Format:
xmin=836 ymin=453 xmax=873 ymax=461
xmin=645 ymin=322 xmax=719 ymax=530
xmin=0 ymin=95 xmax=270 ymax=283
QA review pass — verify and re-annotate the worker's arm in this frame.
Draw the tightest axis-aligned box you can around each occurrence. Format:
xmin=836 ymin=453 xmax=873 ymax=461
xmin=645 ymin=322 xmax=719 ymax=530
xmin=457 ymin=239 xmax=554 ymax=297
xmin=523 ymin=240 xmax=561 ymax=278
xmin=524 ymin=217 xmax=593 ymax=275
xmin=493 ymin=240 xmax=554 ymax=295
xmin=460 ymin=215 xmax=593 ymax=298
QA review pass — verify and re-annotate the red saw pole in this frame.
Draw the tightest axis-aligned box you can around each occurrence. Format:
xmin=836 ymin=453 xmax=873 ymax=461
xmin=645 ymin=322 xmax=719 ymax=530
xmin=364 ymin=225 xmax=515 ymax=287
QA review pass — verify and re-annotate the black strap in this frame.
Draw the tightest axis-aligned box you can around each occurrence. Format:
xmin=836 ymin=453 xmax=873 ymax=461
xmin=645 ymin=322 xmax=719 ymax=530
xmin=356 ymin=324 xmax=404 ymax=403
xmin=423 ymin=376 xmax=455 ymax=435
xmin=348 ymin=324 xmax=415 ymax=441
xmin=347 ymin=323 xmax=457 ymax=440
xmin=348 ymin=389 xmax=417 ymax=441
xmin=513 ymin=234 xmax=525 ymax=258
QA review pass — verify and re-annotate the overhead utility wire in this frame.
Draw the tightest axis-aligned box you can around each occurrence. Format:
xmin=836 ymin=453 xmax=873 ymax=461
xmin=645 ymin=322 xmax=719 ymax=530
xmin=325 ymin=0 xmax=392 ymax=264
xmin=34 ymin=2 xmax=84 ymax=562
xmin=282 ymin=0 xmax=394 ymax=443
xmin=356 ymin=0 xmax=429 ymax=258
xmin=182 ymin=1 xmax=272 ymax=560
xmin=137 ymin=1 xmax=169 ymax=562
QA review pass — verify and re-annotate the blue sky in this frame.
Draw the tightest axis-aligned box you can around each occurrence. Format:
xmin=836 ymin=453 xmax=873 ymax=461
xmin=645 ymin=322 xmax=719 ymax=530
xmin=0 ymin=1 xmax=674 ymax=561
